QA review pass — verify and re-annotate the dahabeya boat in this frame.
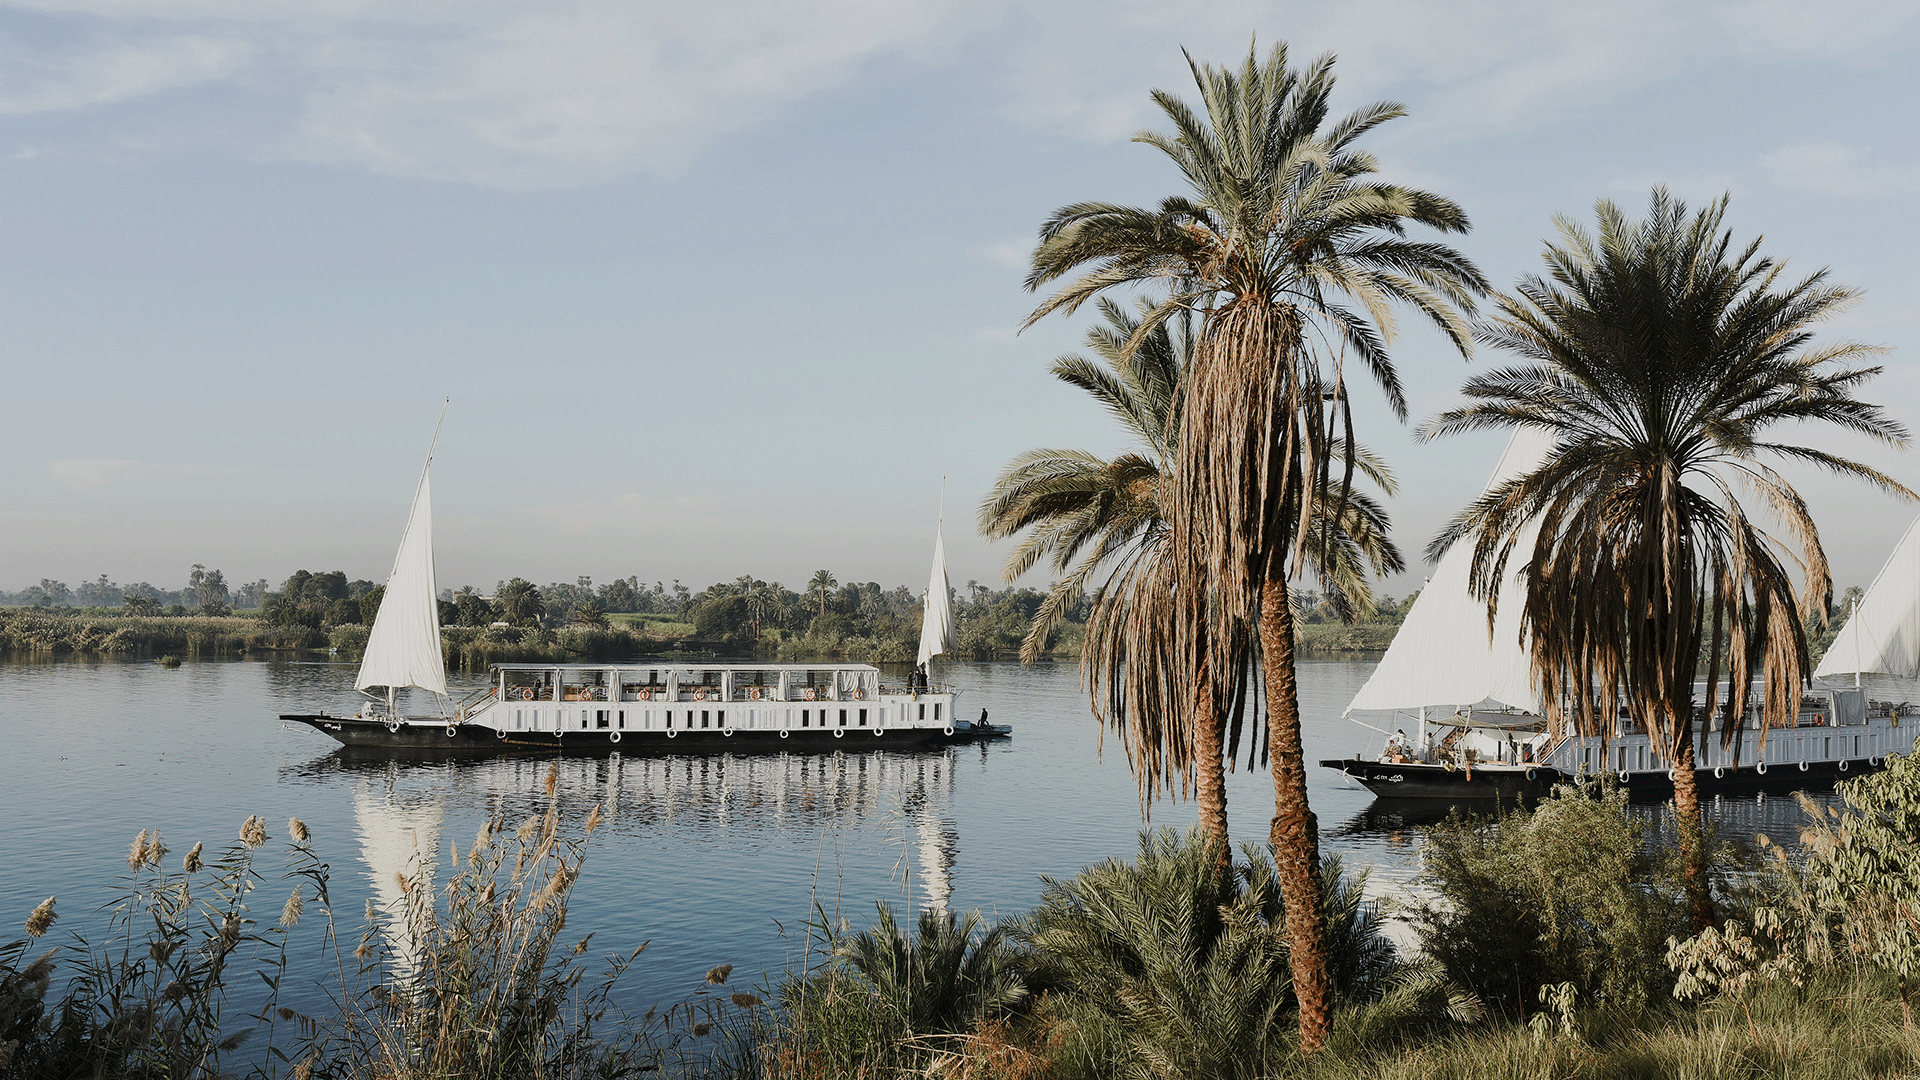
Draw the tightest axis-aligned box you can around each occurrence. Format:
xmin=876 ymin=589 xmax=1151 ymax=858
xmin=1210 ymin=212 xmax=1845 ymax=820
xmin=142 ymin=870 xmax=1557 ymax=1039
xmin=1321 ymin=428 xmax=1913 ymax=800
xmin=281 ymin=411 xmax=1010 ymax=752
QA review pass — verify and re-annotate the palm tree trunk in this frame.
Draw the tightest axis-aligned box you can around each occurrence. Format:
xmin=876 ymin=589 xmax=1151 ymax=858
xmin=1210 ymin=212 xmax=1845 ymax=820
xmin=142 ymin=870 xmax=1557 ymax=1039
xmin=1258 ymin=568 xmax=1331 ymax=1053
xmin=1671 ymin=727 xmax=1712 ymax=933
xmin=1192 ymin=651 xmax=1230 ymax=882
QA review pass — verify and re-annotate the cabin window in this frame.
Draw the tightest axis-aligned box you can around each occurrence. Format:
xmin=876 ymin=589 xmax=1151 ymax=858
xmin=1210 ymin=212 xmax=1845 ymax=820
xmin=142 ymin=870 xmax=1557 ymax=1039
xmin=514 ymin=710 xmax=523 ymax=730
xmin=859 ymin=708 xmax=868 ymax=727
xmin=1581 ymin=747 xmax=1591 ymax=769
xmin=1854 ymin=735 xmax=1861 ymax=757
xmin=839 ymin=709 xmax=848 ymax=727
xmin=618 ymin=710 xmax=626 ymax=730
xmin=595 ymin=710 xmax=609 ymax=729
xmin=1618 ymin=747 xmax=1627 ymax=771
xmin=1825 ymin=737 xmax=1832 ymax=758
xmin=918 ymin=704 xmax=926 ymax=721
xmin=802 ymin=709 xmax=811 ymax=728
xmin=935 ymin=703 xmax=942 ymax=721
xmin=717 ymin=710 xmax=726 ymax=727
xmin=702 ymin=711 xmax=711 ymax=729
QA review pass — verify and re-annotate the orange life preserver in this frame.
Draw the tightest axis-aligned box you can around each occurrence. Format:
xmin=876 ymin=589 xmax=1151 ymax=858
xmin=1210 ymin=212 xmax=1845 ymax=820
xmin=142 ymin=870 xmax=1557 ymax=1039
xmin=749 ymin=687 xmax=762 ymax=700
xmin=638 ymin=689 xmax=651 ymax=701
xmin=519 ymin=688 xmax=534 ymax=701
xmin=694 ymin=689 xmax=708 ymax=701
xmin=850 ymin=688 xmax=864 ymax=700
xmin=1815 ymin=714 xmax=1827 ymax=726
xmin=804 ymin=688 xmax=817 ymax=701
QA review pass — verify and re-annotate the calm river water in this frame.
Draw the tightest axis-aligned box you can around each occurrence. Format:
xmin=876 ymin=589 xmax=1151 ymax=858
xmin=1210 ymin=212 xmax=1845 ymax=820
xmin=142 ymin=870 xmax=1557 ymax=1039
xmin=0 ymin=655 xmax=1833 ymax=1008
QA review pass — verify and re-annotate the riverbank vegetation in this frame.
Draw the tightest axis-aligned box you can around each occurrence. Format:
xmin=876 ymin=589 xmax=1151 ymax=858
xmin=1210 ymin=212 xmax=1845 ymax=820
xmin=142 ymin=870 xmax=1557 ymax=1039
xmin=8 ymin=764 xmax=1920 ymax=1079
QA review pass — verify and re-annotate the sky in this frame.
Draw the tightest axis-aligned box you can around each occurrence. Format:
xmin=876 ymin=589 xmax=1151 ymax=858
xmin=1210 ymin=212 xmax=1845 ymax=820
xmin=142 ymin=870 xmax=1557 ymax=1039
xmin=3 ymin=0 xmax=1920 ymax=600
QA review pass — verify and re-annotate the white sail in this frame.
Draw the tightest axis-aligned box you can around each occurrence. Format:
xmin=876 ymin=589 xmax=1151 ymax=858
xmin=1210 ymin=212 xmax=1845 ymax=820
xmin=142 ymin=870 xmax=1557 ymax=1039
xmin=917 ymin=527 xmax=955 ymax=669
xmin=356 ymin=464 xmax=448 ymax=697
xmin=1814 ymin=511 xmax=1920 ymax=681
xmin=1345 ymin=427 xmax=1557 ymax=718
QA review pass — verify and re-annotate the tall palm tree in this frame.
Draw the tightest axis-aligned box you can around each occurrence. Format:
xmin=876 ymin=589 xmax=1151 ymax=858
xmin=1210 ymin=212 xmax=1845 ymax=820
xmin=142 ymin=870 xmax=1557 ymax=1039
xmin=1422 ymin=190 xmax=1912 ymax=931
xmin=1023 ymin=43 xmax=1484 ymax=1049
xmin=807 ymin=570 xmax=836 ymax=621
xmin=983 ymin=297 xmax=1401 ymax=867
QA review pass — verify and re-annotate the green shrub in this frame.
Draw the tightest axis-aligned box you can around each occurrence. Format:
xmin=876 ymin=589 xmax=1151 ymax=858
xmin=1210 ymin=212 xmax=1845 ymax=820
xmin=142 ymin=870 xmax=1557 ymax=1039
xmin=1410 ymin=783 xmax=1691 ymax=1017
xmin=1017 ymin=829 xmax=1394 ymax=1079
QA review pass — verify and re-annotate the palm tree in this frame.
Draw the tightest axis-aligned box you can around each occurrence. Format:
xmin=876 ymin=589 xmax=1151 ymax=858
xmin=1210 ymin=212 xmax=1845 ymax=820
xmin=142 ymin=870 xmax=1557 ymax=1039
xmin=807 ymin=570 xmax=837 ymax=621
xmin=1422 ymin=190 xmax=1912 ymax=931
xmin=983 ymin=298 xmax=1401 ymax=870
xmin=1023 ymin=43 xmax=1485 ymax=1050
xmin=495 ymin=578 xmax=544 ymax=627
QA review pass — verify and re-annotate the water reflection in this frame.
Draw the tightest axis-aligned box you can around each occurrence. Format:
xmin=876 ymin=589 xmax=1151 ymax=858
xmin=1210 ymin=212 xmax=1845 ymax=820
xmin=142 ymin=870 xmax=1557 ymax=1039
xmin=286 ymin=747 xmax=967 ymax=918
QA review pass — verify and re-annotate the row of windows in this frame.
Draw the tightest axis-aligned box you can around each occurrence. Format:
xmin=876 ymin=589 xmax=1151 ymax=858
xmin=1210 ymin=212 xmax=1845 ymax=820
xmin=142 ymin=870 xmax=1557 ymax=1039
xmin=505 ymin=702 xmax=945 ymax=732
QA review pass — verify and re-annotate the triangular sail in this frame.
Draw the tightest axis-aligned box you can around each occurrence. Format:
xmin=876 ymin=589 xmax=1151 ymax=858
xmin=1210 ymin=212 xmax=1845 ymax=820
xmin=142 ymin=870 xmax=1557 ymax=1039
xmin=917 ymin=528 xmax=955 ymax=670
xmin=1814 ymin=511 xmax=1920 ymax=681
xmin=1344 ymin=427 xmax=1557 ymax=718
xmin=356 ymin=457 xmax=448 ymax=698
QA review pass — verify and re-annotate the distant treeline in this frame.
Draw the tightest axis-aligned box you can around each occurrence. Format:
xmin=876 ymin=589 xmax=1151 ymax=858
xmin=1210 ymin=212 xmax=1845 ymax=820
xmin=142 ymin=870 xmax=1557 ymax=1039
xmin=0 ymin=568 xmax=1448 ymax=662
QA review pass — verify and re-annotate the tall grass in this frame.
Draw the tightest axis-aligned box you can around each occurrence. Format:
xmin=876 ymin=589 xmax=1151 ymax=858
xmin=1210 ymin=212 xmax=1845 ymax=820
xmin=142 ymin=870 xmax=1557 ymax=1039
xmin=0 ymin=611 xmax=320 ymax=658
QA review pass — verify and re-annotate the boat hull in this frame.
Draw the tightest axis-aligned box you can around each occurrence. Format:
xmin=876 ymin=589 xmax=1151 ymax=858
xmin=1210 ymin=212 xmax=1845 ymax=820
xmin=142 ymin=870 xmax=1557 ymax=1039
xmin=1322 ymin=756 xmax=1888 ymax=801
xmin=1322 ymin=758 xmax=1565 ymax=800
xmin=283 ymin=714 xmax=1011 ymax=754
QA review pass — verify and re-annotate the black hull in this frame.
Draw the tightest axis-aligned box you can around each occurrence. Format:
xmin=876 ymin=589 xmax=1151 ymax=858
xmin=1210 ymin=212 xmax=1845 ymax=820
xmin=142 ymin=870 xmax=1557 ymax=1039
xmin=282 ymin=714 xmax=1010 ymax=755
xmin=1322 ymin=759 xmax=1565 ymax=800
xmin=1322 ymin=756 xmax=1886 ymax=801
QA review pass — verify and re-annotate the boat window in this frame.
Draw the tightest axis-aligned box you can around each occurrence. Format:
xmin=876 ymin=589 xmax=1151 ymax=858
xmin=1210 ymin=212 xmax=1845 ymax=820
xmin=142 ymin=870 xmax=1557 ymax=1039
xmin=859 ymin=708 xmax=868 ymax=727
xmin=581 ymin=710 xmax=590 ymax=729
xmin=934 ymin=703 xmax=942 ymax=721
xmin=595 ymin=710 xmax=609 ymax=729
xmin=618 ymin=710 xmax=626 ymax=730
xmin=802 ymin=710 xmax=810 ymax=728
xmin=1825 ymin=737 xmax=1831 ymax=758
xmin=702 ymin=711 xmax=711 ymax=729
xmin=918 ymin=704 xmax=926 ymax=721
xmin=717 ymin=710 xmax=725 ymax=727
xmin=839 ymin=709 xmax=847 ymax=727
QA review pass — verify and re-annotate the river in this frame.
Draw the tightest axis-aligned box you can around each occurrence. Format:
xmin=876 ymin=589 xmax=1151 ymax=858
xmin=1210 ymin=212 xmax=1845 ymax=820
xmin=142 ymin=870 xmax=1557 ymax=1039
xmin=0 ymin=654 xmax=1834 ymax=1009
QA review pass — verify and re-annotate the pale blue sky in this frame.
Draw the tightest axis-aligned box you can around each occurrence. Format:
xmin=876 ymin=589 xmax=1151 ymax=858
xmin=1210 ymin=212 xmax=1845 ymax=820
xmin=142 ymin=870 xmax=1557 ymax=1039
xmin=3 ymin=1 xmax=1919 ymax=599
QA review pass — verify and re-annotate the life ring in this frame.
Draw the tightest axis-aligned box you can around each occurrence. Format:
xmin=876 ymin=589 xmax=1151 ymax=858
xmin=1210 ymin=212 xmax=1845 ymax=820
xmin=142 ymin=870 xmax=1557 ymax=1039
xmin=638 ymin=689 xmax=651 ymax=701
xmin=873 ymin=727 xmax=883 ymax=736
xmin=519 ymin=688 xmax=534 ymax=700
xmin=804 ymin=689 xmax=817 ymax=701
xmin=749 ymin=687 xmax=762 ymax=700
xmin=694 ymin=689 xmax=707 ymax=701
xmin=1757 ymin=761 xmax=1768 ymax=775
xmin=1815 ymin=714 xmax=1827 ymax=726
xmin=446 ymin=725 xmax=458 ymax=738
xmin=1619 ymin=769 xmax=1630 ymax=783
xmin=495 ymin=728 xmax=507 ymax=740
xmin=1713 ymin=766 xmax=1724 ymax=779
xmin=386 ymin=719 xmax=401 ymax=734
xmin=850 ymin=688 xmax=864 ymax=700
xmin=943 ymin=725 xmax=954 ymax=736
xmin=1839 ymin=758 xmax=1849 ymax=772
xmin=779 ymin=729 xmax=789 ymax=739
xmin=833 ymin=728 xmax=843 ymax=739
xmin=723 ymin=728 xmax=733 ymax=737
xmin=609 ymin=731 xmax=621 ymax=744
xmin=1799 ymin=761 xmax=1808 ymax=772
xmin=1526 ymin=768 xmax=1537 ymax=781
xmin=666 ymin=728 xmax=677 ymax=739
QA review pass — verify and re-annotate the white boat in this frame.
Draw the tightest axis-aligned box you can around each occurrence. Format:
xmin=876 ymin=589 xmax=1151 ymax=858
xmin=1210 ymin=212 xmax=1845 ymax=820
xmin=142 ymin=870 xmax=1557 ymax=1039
xmin=1323 ymin=428 xmax=1904 ymax=800
xmin=283 ymin=422 xmax=1010 ymax=752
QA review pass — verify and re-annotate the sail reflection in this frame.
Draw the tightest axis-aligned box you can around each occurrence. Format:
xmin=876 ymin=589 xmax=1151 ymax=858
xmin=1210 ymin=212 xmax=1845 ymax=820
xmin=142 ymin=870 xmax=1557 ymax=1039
xmin=286 ymin=748 xmax=967 ymax=913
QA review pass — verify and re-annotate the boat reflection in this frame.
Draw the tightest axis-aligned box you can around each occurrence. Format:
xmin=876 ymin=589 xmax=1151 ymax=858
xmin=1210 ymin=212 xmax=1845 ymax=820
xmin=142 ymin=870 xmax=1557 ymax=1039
xmin=285 ymin=747 xmax=968 ymax=923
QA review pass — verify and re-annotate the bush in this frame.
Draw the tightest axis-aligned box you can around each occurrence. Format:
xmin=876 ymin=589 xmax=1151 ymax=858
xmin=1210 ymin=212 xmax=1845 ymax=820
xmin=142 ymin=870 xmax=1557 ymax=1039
xmin=1016 ymin=829 xmax=1394 ymax=1079
xmin=1410 ymin=783 xmax=1691 ymax=1017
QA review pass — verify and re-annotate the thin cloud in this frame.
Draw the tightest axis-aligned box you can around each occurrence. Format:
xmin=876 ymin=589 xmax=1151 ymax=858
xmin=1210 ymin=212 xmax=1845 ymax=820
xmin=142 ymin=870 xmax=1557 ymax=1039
xmin=47 ymin=458 xmax=243 ymax=494
xmin=1761 ymin=141 xmax=1920 ymax=199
